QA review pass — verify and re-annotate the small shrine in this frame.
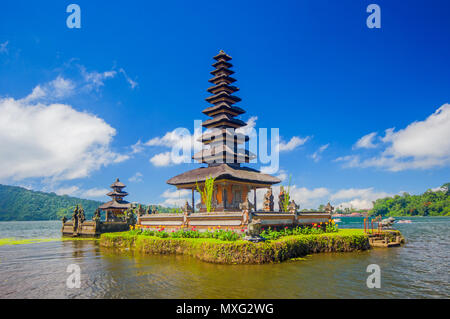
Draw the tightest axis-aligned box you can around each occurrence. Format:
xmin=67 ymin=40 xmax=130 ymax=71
xmin=167 ymin=51 xmax=281 ymax=212
xmin=99 ymin=178 xmax=132 ymax=221
xmin=62 ymin=178 xmax=135 ymax=237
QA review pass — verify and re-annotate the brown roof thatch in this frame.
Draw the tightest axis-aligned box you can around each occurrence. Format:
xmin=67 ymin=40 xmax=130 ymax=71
xmin=99 ymin=200 xmax=131 ymax=210
xmin=110 ymin=178 xmax=126 ymax=188
xmin=214 ymin=50 xmax=232 ymax=61
xmin=202 ymin=114 xmax=246 ymax=128
xmin=167 ymin=164 xmax=281 ymax=187
xmin=106 ymin=190 xmax=129 ymax=196
xmin=202 ymin=103 xmax=245 ymax=116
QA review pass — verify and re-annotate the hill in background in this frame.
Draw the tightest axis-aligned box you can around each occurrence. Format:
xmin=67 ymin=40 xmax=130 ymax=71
xmin=0 ymin=184 xmax=103 ymax=221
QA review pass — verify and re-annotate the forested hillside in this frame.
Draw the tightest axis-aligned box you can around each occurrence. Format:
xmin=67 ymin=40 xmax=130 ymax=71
xmin=370 ymin=183 xmax=450 ymax=217
xmin=0 ymin=184 xmax=103 ymax=221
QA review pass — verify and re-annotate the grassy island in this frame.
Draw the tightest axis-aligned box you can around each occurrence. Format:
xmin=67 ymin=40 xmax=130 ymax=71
xmin=100 ymin=229 xmax=373 ymax=264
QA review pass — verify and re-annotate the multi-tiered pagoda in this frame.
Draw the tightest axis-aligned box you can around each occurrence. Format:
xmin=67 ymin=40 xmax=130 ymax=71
xmin=167 ymin=50 xmax=280 ymax=212
xmin=99 ymin=178 xmax=131 ymax=220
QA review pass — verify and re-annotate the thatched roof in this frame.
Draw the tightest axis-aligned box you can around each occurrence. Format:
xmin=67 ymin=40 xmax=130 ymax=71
xmin=106 ymin=190 xmax=128 ymax=196
xmin=167 ymin=164 xmax=281 ymax=187
xmin=214 ymin=50 xmax=232 ymax=61
xmin=99 ymin=199 xmax=131 ymax=210
xmin=110 ymin=178 xmax=126 ymax=188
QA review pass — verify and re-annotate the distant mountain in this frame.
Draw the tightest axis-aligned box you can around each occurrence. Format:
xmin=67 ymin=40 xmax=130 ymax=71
xmin=0 ymin=184 xmax=103 ymax=221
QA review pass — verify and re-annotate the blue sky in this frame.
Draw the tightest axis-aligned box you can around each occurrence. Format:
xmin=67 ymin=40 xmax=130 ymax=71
xmin=0 ymin=0 xmax=449 ymax=210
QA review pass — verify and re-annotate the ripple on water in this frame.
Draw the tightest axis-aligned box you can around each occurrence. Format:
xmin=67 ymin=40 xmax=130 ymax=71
xmin=0 ymin=217 xmax=449 ymax=298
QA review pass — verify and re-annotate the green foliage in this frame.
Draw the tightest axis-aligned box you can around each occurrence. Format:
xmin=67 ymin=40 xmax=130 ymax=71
xmin=130 ymin=227 xmax=242 ymax=241
xmin=370 ymin=183 xmax=450 ymax=217
xmin=0 ymin=184 xmax=102 ymax=221
xmin=260 ymin=222 xmax=338 ymax=240
xmin=281 ymin=175 xmax=292 ymax=212
xmin=100 ymin=229 xmax=371 ymax=264
xmin=196 ymin=175 xmax=216 ymax=213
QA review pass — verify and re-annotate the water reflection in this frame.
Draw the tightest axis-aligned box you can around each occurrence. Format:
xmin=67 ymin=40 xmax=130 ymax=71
xmin=0 ymin=217 xmax=449 ymax=298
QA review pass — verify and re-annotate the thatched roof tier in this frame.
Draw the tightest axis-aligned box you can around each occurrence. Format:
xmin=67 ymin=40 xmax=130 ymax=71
xmin=214 ymin=50 xmax=232 ymax=61
xmin=106 ymin=190 xmax=128 ymax=197
xmin=110 ymin=178 xmax=126 ymax=188
xmin=208 ymin=74 xmax=237 ymax=85
xmin=199 ymin=128 xmax=249 ymax=144
xmin=192 ymin=144 xmax=255 ymax=163
xmin=202 ymin=114 xmax=247 ymax=129
xmin=206 ymin=83 xmax=239 ymax=95
xmin=212 ymin=61 xmax=233 ymax=69
xmin=205 ymin=91 xmax=241 ymax=104
xmin=210 ymin=67 xmax=235 ymax=76
xmin=99 ymin=200 xmax=131 ymax=210
xmin=202 ymin=103 xmax=245 ymax=117
xmin=167 ymin=164 xmax=281 ymax=188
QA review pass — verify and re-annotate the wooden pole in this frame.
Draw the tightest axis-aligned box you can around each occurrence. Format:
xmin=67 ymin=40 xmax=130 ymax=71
xmin=192 ymin=188 xmax=195 ymax=214
xmin=253 ymin=187 xmax=257 ymax=211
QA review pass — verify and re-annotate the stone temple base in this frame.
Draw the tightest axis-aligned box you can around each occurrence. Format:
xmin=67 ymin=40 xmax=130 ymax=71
xmin=62 ymin=221 xmax=130 ymax=238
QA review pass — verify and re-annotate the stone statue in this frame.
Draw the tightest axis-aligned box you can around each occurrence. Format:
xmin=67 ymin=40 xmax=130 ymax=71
xmin=145 ymin=205 xmax=151 ymax=215
xmin=288 ymin=200 xmax=299 ymax=213
xmin=278 ymin=187 xmax=286 ymax=212
xmin=61 ymin=215 xmax=67 ymax=228
xmin=72 ymin=205 xmax=79 ymax=232
xmin=243 ymin=219 xmax=265 ymax=242
xmin=183 ymin=201 xmax=192 ymax=214
xmin=263 ymin=188 xmax=274 ymax=212
xmin=240 ymin=198 xmax=254 ymax=212
xmin=93 ymin=208 xmax=101 ymax=223
xmin=78 ymin=205 xmax=86 ymax=224
xmin=126 ymin=208 xmax=136 ymax=226
xmin=324 ymin=202 xmax=334 ymax=214
xmin=137 ymin=204 xmax=145 ymax=217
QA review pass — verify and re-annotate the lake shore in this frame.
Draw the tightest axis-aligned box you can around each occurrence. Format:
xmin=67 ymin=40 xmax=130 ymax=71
xmin=99 ymin=229 xmax=387 ymax=264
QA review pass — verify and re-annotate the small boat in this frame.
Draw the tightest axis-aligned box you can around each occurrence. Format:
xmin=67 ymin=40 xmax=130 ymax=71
xmin=333 ymin=218 xmax=342 ymax=223
xmin=397 ymin=220 xmax=412 ymax=224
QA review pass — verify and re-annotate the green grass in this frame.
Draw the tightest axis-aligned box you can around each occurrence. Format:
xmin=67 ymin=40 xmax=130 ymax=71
xmin=100 ymin=228 xmax=372 ymax=264
xmin=0 ymin=237 xmax=98 ymax=246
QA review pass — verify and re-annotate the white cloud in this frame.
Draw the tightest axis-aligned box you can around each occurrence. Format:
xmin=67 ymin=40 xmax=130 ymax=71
xmin=0 ymin=41 xmax=9 ymax=54
xmin=81 ymin=188 xmax=109 ymax=198
xmin=79 ymin=66 xmax=117 ymax=91
xmin=337 ymin=104 xmax=450 ymax=171
xmin=354 ymin=132 xmax=378 ymax=149
xmin=0 ymin=96 xmax=128 ymax=182
xmin=21 ymin=76 xmax=75 ymax=102
xmin=55 ymin=186 xmax=80 ymax=196
xmin=160 ymin=188 xmax=191 ymax=207
xmin=54 ymin=186 xmax=108 ymax=199
xmin=150 ymin=152 xmax=172 ymax=167
xmin=278 ymin=136 xmax=310 ymax=152
xmin=129 ymin=172 xmax=143 ymax=183
xmin=311 ymin=143 xmax=329 ymax=162
xmin=331 ymin=188 xmax=392 ymax=210
xmin=119 ymin=68 xmax=138 ymax=89
xmin=236 ymin=116 xmax=258 ymax=136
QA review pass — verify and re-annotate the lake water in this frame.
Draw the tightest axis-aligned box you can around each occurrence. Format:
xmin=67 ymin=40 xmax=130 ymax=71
xmin=0 ymin=217 xmax=448 ymax=298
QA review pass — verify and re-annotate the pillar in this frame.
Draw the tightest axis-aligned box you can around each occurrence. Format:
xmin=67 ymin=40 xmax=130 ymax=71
xmin=192 ymin=187 xmax=195 ymax=214
xmin=253 ymin=187 xmax=257 ymax=211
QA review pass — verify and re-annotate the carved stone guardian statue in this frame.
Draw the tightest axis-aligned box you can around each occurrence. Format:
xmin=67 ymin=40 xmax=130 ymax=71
xmin=324 ymin=202 xmax=334 ymax=214
xmin=182 ymin=201 xmax=193 ymax=215
xmin=263 ymin=188 xmax=274 ymax=212
xmin=278 ymin=187 xmax=286 ymax=212
xmin=72 ymin=205 xmax=79 ymax=233
xmin=288 ymin=200 xmax=299 ymax=214
xmin=243 ymin=219 xmax=265 ymax=242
